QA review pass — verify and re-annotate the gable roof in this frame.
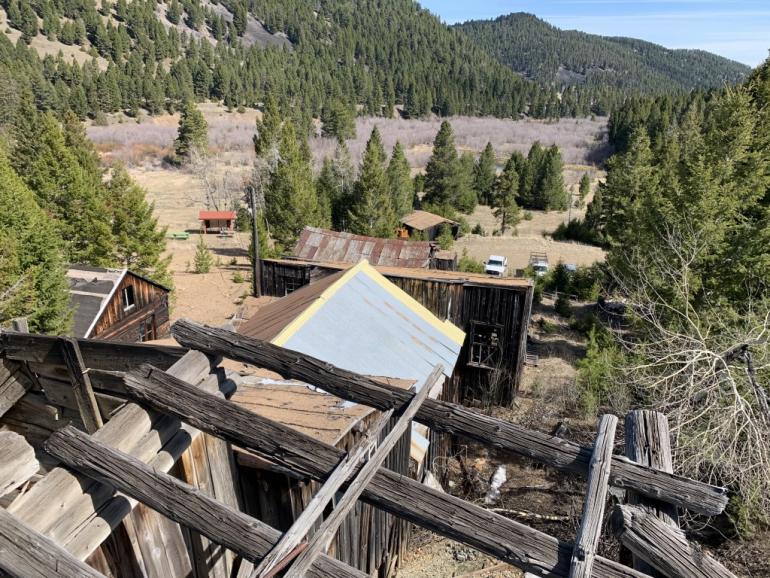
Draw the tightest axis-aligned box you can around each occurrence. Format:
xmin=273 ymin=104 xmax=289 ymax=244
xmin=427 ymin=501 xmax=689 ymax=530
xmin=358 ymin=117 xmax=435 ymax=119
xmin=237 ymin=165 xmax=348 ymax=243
xmin=199 ymin=211 xmax=236 ymax=220
xmin=67 ymin=266 xmax=127 ymax=338
xmin=240 ymin=261 xmax=465 ymax=384
xmin=400 ymin=210 xmax=458 ymax=231
xmin=292 ymin=227 xmax=434 ymax=268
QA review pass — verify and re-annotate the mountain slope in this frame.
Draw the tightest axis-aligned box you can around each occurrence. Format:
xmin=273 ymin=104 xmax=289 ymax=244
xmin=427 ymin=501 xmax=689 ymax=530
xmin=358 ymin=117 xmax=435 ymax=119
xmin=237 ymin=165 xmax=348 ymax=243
xmin=455 ymin=13 xmax=750 ymax=94
xmin=0 ymin=0 xmax=556 ymax=122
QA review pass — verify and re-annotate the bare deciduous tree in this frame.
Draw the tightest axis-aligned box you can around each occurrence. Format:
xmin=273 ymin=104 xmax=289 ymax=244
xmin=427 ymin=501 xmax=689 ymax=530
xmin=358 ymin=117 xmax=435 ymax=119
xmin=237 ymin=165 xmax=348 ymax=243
xmin=187 ymin=147 xmax=243 ymax=211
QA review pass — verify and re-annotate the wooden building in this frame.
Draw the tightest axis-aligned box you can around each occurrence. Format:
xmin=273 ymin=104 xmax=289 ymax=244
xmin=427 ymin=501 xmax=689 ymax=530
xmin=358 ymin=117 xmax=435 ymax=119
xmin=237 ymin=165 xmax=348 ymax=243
xmin=259 ymin=258 xmax=534 ymax=405
xmin=399 ymin=210 xmax=459 ymax=241
xmin=199 ymin=210 xmax=236 ymax=234
xmin=0 ymin=323 xmax=736 ymax=578
xmin=67 ymin=265 xmax=170 ymax=343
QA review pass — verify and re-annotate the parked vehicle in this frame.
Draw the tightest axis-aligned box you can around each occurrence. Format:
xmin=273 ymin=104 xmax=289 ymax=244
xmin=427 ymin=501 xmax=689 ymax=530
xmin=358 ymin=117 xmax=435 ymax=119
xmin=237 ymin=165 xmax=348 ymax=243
xmin=529 ymin=252 xmax=549 ymax=277
xmin=484 ymin=255 xmax=508 ymax=277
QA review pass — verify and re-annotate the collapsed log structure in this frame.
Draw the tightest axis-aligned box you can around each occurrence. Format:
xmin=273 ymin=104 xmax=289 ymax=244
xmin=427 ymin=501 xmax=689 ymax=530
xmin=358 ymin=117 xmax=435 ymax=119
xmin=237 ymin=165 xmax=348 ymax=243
xmin=0 ymin=322 xmax=737 ymax=578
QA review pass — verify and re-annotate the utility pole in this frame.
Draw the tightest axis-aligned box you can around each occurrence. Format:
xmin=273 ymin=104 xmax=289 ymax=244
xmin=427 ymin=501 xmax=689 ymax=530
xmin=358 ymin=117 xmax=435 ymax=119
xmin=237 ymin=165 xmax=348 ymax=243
xmin=249 ymin=186 xmax=261 ymax=298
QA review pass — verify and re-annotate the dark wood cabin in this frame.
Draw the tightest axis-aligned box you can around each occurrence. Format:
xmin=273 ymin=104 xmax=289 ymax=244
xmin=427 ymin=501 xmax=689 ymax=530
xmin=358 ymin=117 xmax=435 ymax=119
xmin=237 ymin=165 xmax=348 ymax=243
xmin=259 ymin=259 xmax=534 ymax=405
xmin=67 ymin=265 xmax=170 ymax=343
xmin=399 ymin=210 xmax=460 ymax=241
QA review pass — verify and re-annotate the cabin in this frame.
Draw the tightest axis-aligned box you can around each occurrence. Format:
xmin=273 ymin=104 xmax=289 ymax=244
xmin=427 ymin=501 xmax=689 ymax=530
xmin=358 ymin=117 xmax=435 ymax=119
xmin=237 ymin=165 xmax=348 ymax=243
xmin=198 ymin=210 xmax=236 ymax=234
xmin=259 ymin=258 xmax=534 ymax=405
xmin=67 ymin=265 xmax=170 ymax=343
xmin=292 ymin=226 xmax=457 ymax=270
xmin=399 ymin=210 xmax=460 ymax=241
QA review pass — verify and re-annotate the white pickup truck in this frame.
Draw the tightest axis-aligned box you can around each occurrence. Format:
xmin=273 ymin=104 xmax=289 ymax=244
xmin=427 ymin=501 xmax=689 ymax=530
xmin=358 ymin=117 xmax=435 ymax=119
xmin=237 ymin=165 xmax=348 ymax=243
xmin=484 ymin=255 xmax=508 ymax=277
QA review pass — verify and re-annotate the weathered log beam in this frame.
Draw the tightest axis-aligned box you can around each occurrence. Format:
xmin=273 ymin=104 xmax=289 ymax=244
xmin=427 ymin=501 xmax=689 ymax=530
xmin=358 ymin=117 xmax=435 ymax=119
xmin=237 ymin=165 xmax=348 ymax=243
xmin=0 ymin=330 xmax=186 ymax=372
xmin=286 ymin=368 xmax=437 ymax=578
xmin=0 ymin=359 xmax=32 ymax=418
xmin=612 ymin=505 xmax=737 ymax=578
xmin=124 ymin=365 xmax=646 ymax=578
xmin=170 ymin=319 xmax=728 ymax=516
xmin=569 ymin=415 xmax=618 ymax=578
xmin=0 ymin=431 xmax=38 ymax=498
xmin=60 ymin=337 xmax=104 ymax=433
xmin=0 ymin=507 xmax=106 ymax=578
xmin=44 ymin=426 xmax=366 ymax=578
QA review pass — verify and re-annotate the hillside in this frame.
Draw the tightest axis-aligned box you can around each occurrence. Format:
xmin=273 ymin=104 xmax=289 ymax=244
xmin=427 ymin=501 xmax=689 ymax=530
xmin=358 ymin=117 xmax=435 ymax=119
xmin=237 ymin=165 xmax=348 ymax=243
xmin=0 ymin=0 xmax=562 ymax=122
xmin=455 ymin=13 xmax=750 ymax=110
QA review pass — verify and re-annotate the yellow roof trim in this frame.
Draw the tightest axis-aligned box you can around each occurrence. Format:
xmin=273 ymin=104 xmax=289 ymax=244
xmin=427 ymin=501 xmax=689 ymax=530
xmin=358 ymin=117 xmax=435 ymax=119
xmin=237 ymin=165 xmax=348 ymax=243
xmin=272 ymin=259 xmax=465 ymax=347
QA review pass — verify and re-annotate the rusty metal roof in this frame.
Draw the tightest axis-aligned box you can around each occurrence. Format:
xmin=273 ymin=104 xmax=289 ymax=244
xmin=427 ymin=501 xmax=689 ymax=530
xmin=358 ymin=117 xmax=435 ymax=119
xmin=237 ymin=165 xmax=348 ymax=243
xmin=198 ymin=211 xmax=236 ymax=220
xmin=292 ymin=227 xmax=433 ymax=268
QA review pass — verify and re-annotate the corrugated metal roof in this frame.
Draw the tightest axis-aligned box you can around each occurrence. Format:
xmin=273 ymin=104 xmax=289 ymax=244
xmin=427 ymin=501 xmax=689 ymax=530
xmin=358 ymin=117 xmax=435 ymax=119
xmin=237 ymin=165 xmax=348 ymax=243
xmin=292 ymin=227 xmax=433 ymax=268
xmin=199 ymin=211 xmax=236 ymax=220
xmin=401 ymin=210 xmax=458 ymax=231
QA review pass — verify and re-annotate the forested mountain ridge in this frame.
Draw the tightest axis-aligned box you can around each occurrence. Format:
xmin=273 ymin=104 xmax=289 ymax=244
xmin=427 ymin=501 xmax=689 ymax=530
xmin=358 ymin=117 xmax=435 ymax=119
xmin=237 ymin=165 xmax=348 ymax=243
xmin=455 ymin=13 xmax=751 ymax=113
xmin=0 ymin=0 xmax=582 ymax=122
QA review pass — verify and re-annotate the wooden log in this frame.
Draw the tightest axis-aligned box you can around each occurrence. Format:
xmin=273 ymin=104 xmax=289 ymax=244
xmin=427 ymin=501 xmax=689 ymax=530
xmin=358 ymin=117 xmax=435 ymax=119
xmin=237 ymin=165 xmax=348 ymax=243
xmin=612 ymin=505 xmax=738 ymax=578
xmin=250 ymin=410 xmax=395 ymax=578
xmin=170 ymin=319 xmax=729 ymax=516
xmin=7 ymin=351 xmax=216 ymax=562
xmin=286 ymin=373 xmax=436 ymax=578
xmin=0 ymin=431 xmax=38 ymax=497
xmin=124 ymin=364 xmax=647 ymax=578
xmin=59 ymin=337 xmax=104 ymax=433
xmin=625 ymin=410 xmax=679 ymax=575
xmin=44 ymin=425 xmax=367 ymax=578
xmin=0 ymin=507 xmax=106 ymax=578
xmin=0 ymin=330 xmax=186 ymax=372
xmin=569 ymin=415 xmax=618 ymax=578
xmin=0 ymin=360 xmax=32 ymax=418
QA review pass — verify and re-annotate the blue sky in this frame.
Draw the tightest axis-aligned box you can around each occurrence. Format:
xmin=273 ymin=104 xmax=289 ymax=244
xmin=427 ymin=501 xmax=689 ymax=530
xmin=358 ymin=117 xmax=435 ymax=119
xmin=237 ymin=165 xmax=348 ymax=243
xmin=419 ymin=1 xmax=769 ymax=67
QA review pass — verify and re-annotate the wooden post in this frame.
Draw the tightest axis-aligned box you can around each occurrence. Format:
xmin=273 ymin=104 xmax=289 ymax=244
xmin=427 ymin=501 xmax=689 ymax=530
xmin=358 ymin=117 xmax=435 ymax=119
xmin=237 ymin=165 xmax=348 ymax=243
xmin=624 ymin=410 xmax=679 ymax=574
xmin=612 ymin=505 xmax=738 ymax=578
xmin=250 ymin=410 xmax=395 ymax=578
xmin=249 ymin=185 xmax=261 ymax=298
xmin=10 ymin=318 xmax=28 ymax=332
xmin=170 ymin=319 xmax=729 ymax=516
xmin=569 ymin=414 xmax=618 ymax=578
xmin=59 ymin=337 xmax=104 ymax=433
xmin=285 ymin=378 xmax=434 ymax=577
xmin=44 ymin=425 xmax=367 ymax=578
xmin=0 ymin=507 xmax=107 ymax=578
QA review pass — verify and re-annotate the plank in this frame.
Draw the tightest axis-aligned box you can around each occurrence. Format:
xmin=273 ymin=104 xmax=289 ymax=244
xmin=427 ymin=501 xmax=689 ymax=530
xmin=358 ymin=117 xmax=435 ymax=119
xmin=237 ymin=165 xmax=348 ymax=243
xmin=0 ymin=360 xmax=32 ymax=418
xmin=624 ymin=410 xmax=679 ymax=575
xmin=569 ymin=415 xmax=618 ymax=578
xmin=250 ymin=410 xmax=395 ymax=578
xmin=0 ymin=431 xmax=38 ymax=497
xmin=7 ymin=351 xmax=217 ymax=562
xmin=59 ymin=337 xmax=104 ymax=433
xmin=0 ymin=507 xmax=106 ymax=578
xmin=171 ymin=319 xmax=728 ymax=516
xmin=0 ymin=330 xmax=186 ymax=371
xmin=612 ymin=505 xmax=738 ymax=578
xmin=124 ymin=364 xmax=647 ymax=578
xmin=44 ymin=425 xmax=367 ymax=578
xmin=286 ymin=374 xmax=434 ymax=578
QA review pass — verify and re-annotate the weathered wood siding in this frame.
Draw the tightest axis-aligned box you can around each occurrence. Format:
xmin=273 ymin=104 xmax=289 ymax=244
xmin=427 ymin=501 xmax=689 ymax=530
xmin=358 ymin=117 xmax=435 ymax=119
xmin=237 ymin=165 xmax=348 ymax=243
xmin=91 ymin=273 xmax=170 ymax=342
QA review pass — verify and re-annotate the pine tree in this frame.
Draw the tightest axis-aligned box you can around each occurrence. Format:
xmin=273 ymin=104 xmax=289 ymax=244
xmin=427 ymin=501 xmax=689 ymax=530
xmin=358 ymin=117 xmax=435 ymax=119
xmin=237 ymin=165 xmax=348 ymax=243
xmin=423 ymin=121 xmax=460 ymax=213
xmin=264 ymin=121 xmax=323 ymax=247
xmin=473 ymin=142 xmax=496 ymax=205
xmin=13 ymin=112 xmax=115 ymax=266
xmin=456 ymin=152 xmax=478 ymax=214
xmin=321 ymin=100 xmax=356 ymax=141
xmin=387 ymin=141 xmax=413 ymax=220
xmin=493 ymin=154 xmax=522 ymax=234
xmin=174 ymin=100 xmax=208 ymax=160
xmin=254 ymin=92 xmax=281 ymax=158
xmin=348 ymin=127 xmax=396 ymax=237
xmin=107 ymin=164 xmax=172 ymax=287
xmin=0 ymin=152 xmax=71 ymax=334
xmin=193 ymin=236 xmax=213 ymax=274
xmin=316 ymin=140 xmax=355 ymax=230
xmin=540 ymin=146 xmax=568 ymax=210
xmin=579 ymin=172 xmax=591 ymax=200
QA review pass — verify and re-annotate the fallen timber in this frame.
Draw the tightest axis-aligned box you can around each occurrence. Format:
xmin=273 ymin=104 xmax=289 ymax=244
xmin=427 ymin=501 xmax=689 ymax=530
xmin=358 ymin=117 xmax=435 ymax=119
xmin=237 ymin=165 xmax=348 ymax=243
xmin=171 ymin=319 xmax=728 ymax=516
xmin=123 ymin=364 xmax=647 ymax=578
xmin=43 ymin=425 xmax=367 ymax=578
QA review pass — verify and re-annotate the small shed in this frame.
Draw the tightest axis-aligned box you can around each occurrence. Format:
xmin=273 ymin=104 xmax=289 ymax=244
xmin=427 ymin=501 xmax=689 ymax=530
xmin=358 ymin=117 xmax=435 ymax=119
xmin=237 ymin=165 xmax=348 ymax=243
xmin=400 ymin=210 xmax=460 ymax=241
xmin=67 ymin=265 xmax=171 ymax=342
xmin=198 ymin=210 xmax=236 ymax=234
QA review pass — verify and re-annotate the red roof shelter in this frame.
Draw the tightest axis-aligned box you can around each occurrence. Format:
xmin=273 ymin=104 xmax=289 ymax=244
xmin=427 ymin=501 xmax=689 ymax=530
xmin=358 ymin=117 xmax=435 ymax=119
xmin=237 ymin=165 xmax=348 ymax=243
xmin=199 ymin=210 xmax=236 ymax=234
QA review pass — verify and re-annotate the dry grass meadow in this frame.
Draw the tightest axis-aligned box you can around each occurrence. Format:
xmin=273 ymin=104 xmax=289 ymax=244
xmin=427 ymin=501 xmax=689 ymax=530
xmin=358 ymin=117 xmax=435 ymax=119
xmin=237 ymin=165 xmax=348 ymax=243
xmin=86 ymin=106 xmax=608 ymax=323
